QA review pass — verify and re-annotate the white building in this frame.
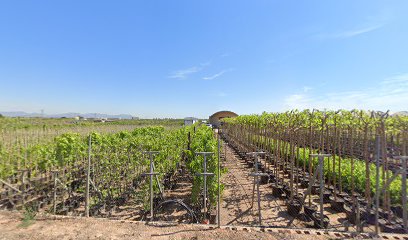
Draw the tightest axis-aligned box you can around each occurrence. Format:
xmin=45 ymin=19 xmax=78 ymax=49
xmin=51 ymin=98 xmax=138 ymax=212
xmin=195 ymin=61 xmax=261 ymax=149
xmin=184 ymin=117 xmax=198 ymax=126
xmin=75 ymin=116 xmax=87 ymax=121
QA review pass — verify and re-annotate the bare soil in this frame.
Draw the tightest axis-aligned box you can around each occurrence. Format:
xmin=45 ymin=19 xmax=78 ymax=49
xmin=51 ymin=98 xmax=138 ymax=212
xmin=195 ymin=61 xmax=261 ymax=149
xmin=219 ymin=140 xmax=375 ymax=232
xmin=220 ymin=142 xmax=312 ymax=227
xmin=0 ymin=211 xmax=328 ymax=240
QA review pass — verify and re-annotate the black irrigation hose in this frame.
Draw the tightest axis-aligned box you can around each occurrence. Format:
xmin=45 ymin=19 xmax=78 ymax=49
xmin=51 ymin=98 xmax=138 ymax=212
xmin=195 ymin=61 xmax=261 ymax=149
xmin=153 ymin=199 xmax=198 ymax=223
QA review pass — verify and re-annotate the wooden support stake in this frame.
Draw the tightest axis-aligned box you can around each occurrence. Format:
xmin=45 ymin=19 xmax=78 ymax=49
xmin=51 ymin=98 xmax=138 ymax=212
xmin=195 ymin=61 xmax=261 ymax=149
xmin=310 ymin=154 xmax=331 ymax=229
xmin=0 ymin=179 xmax=21 ymax=193
xmin=375 ymin=135 xmax=380 ymax=235
xmin=52 ymin=171 xmax=58 ymax=215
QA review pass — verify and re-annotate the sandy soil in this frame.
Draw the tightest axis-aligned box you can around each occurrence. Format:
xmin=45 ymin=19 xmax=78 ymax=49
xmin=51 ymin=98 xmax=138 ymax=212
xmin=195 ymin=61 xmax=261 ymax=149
xmin=0 ymin=211 xmax=328 ymax=240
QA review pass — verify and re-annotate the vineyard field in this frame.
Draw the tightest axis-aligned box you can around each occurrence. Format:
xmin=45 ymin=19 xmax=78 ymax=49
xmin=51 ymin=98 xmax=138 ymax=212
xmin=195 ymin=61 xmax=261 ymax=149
xmin=0 ymin=122 xmax=223 ymax=224
xmin=1 ymin=109 xmax=408 ymax=236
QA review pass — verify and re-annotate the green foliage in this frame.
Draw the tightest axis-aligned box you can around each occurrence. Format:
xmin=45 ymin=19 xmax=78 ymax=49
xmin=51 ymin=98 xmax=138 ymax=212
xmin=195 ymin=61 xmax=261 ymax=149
xmin=19 ymin=205 xmax=37 ymax=228
xmin=185 ymin=125 xmax=221 ymax=206
xmin=224 ymin=109 xmax=408 ymax=135
xmin=0 ymin=117 xmax=184 ymax=131
xmin=260 ymin=137 xmax=403 ymax=205
xmin=224 ymin=109 xmax=408 ymax=205
xmin=0 ymin=123 xmax=223 ymax=212
xmin=55 ymin=133 xmax=86 ymax=166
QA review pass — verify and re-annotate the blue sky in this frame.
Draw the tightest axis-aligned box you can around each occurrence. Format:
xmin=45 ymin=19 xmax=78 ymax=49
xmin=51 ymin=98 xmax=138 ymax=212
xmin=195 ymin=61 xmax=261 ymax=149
xmin=0 ymin=1 xmax=407 ymax=118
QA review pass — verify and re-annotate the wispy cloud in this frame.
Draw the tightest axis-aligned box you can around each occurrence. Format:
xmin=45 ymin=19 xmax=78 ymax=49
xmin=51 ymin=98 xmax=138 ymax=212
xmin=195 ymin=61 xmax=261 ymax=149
xmin=168 ymin=66 xmax=202 ymax=79
xmin=334 ymin=24 xmax=384 ymax=39
xmin=202 ymin=69 xmax=233 ymax=80
xmin=303 ymin=86 xmax=313 ymax=93
xmin=316 ymin=23 xmax=385 ymax=40
xmin=284 ymin=73 xmax=408 ymax=112
xmin=382 ymin=73 xmax=408 ymax=84
xmin=168 ymin=62 xmax=210 ymax=79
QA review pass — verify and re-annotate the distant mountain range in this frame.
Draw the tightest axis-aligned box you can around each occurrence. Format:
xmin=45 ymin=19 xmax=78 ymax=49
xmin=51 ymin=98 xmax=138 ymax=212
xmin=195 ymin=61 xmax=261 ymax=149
xmin=0 ymin=111 xmax=134 ymax=119
xmin=392 ymin=111 xmax=408 ymax=117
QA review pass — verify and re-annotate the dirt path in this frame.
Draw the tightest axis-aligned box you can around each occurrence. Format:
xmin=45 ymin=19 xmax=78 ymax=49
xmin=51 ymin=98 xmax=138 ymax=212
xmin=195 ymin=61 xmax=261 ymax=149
xmin=220 ymin=142 xmax=302 ymax=227
xmin=0 ymin=211 xmax=327 ymax=240
xmin=218 ymin=140 xmax=377 ymax=233
xmin=219 ymin=140 xmax=351 ymax=230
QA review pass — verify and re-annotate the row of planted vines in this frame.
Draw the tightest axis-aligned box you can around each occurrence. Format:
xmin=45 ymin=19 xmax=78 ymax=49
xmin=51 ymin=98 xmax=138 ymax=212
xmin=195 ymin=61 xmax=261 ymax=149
xmin=221 ymin=109 xmax=408 ymax=233
xmin=0 ymin=124 xmax=221 ymax=223
xmin=0 ymin=118 xmax=184 ymax=177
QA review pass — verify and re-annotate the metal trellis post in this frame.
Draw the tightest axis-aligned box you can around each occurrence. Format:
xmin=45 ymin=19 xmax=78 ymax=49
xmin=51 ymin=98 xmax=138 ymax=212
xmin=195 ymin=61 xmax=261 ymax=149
xmin=52 ymin=170 xmax=59 ymax=215
xmin=85 ymin=134 xmax=91 ymax=218
xmin=195 ymin=152 xmax=214 ymax=221
xmin=217 ymin=134 xmax=221 ymax=227
xmin=17 ymin=169 xmax=28 ymax=207
xmin=247 ymin=151 xmax=268 ymax=225
xmin=143 ymin=151 xmax=160 ymax=219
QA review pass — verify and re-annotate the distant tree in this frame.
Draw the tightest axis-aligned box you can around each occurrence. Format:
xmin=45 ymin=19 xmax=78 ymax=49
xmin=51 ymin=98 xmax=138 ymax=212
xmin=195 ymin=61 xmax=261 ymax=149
xmin=0 ymin=113 xmax=3 ymax=118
